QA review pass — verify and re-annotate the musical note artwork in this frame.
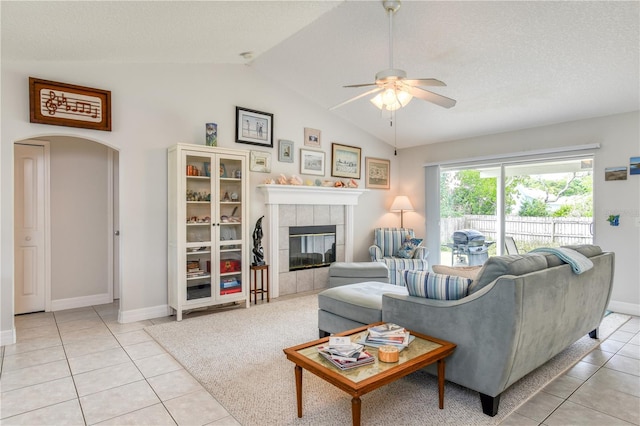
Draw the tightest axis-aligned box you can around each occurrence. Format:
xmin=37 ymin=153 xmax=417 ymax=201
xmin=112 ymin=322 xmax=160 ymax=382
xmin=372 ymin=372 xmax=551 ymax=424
xmin=29 ymin=77 xmax=111 ymax=131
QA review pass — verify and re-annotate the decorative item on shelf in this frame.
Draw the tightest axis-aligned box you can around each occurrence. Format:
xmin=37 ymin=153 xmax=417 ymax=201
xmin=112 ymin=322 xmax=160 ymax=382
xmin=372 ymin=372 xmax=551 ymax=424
xmin=205 ymin=123 xmax=217 ymax=146
xmin=203 ymin=162 xmax=211 ymax=177
xmin=277 ymin=174 xmax=287 ymax=185
xmin=347 ymin=179 xmax=358 ymax=188
xmin=220 ymin=163 xmax=227 ymax=178
xmin=252 ymin=216 xmax=265 ymax=266
xmin=230 ymin=192 xmax=239 ymax=201
xmin=223 ymin=191 xmax=230 ymax=202
xmin=607 ymin=214 xmax=620 ymax=226
xmin=221 ymin=215 xmax=229 ymax=223
xmin=289 ymin=175 xmax=303 ymax=185
xmin=220 ymin=259 xmax=241 ymax=273
xmin=234 ymin=169 xmax=242 ymax=178
xmin=264 ymin=177 xmax=275 ymax=184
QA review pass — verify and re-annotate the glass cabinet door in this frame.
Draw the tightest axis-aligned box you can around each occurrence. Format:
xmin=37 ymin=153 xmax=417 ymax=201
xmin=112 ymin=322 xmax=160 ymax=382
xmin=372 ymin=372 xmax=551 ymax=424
xmin=185 ymin=154 xmax=214 ymax=301
xmin=217 ymin=155 xmax=244 ymax=298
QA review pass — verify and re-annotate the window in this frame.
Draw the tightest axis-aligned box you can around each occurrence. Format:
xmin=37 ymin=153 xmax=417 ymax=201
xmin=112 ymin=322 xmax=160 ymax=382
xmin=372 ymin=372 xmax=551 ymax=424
xmin=429 ymin=155 xmax=593 ymax=266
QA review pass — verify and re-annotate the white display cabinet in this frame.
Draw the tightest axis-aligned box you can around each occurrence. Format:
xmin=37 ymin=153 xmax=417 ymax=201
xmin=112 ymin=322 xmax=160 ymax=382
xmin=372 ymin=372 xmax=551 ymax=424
xmin=168 ymin=144 xmax=250 ymax=320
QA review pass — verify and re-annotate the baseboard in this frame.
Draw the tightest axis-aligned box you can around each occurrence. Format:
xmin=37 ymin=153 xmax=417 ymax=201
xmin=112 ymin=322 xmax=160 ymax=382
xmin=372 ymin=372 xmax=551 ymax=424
xmin=119 ymin=304 xmax=172 ymax=324
xmin=0 ymin=328 xmax=16 ymax=346
xmin=51 ymin=293 xmax=112 ymax=311
xmin=608 ymin=300 xmax=640 ymax=317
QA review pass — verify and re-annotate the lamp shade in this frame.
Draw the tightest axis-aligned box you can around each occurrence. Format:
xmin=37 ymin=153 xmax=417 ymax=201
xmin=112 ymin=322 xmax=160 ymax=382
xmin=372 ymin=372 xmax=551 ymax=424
xmin=370 ymin=89 xmax=413 ymax=111
xmin=390 ymin=195 xmax=414 ymax=212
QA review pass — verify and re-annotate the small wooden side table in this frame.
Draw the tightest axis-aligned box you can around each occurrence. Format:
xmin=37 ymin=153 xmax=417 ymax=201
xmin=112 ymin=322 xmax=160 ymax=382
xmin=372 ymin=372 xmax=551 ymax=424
xmin=250 ymin=264 xmax=269 ymax=304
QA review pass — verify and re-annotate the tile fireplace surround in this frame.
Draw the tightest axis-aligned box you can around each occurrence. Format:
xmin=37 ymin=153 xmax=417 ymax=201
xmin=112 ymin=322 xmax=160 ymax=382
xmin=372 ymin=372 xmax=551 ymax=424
xmin=258 ymin=185 xmax=366 ymax=298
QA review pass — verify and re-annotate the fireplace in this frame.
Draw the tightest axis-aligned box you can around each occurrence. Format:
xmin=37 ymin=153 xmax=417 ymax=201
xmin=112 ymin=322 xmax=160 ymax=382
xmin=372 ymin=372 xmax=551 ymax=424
xmin=289 ymin=225 xmax=336 ymax=271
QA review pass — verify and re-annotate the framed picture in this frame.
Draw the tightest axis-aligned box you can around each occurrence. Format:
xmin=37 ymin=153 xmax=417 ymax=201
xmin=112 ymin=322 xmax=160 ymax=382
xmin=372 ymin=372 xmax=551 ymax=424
xmin=250 ymin=151 xmax=272 ymax=173
xmin=300 ymin=149 xmax=325 ymax=176
xmin=365 ymin=157 xmax=390 ymax=189
xmin=630 ymin=156 xmax=640 ymax=175
xmin=235 ymin=107 xmax=273 ymax=147
xmin=331 ymin=143 xmax=361 ymax=179
xmin=29 ymin=77 xmax=111 ymax=131
xmin=278 ymin=140 xmax=294 ymax=163
xmin=304 ymin=127 xmax=321 ymax=147
xmin=604 ymin=166 xmax=627 ymax=181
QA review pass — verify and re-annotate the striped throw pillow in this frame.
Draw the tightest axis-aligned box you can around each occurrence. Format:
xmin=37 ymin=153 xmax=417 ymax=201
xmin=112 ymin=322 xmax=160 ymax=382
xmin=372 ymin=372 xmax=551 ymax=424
xmin=403 ymin=270 xmax=471 ymax=300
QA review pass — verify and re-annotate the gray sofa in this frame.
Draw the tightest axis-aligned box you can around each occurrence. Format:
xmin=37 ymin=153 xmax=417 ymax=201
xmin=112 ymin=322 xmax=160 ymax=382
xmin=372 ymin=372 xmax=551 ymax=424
xmin=317 ymin=245 xmax=614 ymax=416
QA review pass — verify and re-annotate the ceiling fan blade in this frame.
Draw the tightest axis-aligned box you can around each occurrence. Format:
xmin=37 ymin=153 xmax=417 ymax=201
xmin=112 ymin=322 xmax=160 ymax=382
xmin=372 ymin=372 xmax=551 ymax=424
xmin=402 ymin=78 xmax=446 ymax=87
xmin=405 ymin=85 xmax=457 ymax=109
xmin=343 ymin=83 xmax=378 ymax=88
xmin=329 ymin=87 xmax=383 ymax=110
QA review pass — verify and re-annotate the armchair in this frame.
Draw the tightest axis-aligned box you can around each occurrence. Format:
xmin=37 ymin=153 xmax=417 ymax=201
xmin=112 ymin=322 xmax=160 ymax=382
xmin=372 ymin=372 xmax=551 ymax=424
xmin=369 ymin=228 xmax=429 ymax=285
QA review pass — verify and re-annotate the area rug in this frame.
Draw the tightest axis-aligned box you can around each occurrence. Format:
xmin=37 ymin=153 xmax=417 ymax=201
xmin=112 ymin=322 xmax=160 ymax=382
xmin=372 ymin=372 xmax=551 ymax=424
xmin=145 ymin=295 xmax=629 ymax=425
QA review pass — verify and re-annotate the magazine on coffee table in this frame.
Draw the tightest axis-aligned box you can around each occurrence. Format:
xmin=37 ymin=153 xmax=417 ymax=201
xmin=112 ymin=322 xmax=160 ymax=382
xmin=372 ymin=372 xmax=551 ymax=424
xmin=317 ymin=345 xmax=375 ymax=370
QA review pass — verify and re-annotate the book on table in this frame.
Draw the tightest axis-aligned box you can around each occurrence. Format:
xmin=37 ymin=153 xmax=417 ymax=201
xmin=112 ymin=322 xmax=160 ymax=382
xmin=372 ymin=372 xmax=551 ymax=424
xmin=360 ymin=323 xmax=413 ymax=349
xmin=317 ymin=344 xmax=374 ymax=370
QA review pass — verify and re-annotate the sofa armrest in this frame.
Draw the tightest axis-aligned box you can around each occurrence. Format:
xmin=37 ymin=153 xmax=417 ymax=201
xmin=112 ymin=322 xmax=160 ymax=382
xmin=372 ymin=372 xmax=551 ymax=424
xmin=413 ymin=246 xmax=429 ymax=260
xmin=369 ymin=245 xmax=382 ymax=261
xmin=381 ymin=277 xmax=522 ymax=397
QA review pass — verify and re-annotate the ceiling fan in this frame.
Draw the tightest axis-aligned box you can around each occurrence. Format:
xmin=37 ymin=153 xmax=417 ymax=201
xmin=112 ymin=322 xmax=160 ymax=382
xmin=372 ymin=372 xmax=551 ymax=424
xmin=330 ymin=0 xmax=456 ymax=111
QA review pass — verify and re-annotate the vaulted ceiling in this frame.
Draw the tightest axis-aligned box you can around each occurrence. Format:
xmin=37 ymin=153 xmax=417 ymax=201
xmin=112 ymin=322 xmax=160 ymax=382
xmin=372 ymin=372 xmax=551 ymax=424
xmin=3 ymin=1 xmax=639 ymax=148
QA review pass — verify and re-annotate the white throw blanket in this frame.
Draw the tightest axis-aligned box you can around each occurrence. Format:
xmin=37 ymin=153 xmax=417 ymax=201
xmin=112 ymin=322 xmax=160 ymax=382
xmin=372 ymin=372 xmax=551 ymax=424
xmin=530 ymin=247 xmax=594 ymax=274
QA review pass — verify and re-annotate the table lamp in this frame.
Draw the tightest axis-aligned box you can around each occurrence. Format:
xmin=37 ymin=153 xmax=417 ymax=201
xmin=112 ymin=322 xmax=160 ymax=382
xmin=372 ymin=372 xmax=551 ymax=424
xmin=390 ymin=195 xmax=414 ymax=228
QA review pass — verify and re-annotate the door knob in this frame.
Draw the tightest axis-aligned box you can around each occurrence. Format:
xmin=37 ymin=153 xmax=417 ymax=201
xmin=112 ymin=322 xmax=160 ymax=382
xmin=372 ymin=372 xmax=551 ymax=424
xmin=25 ymin=236 xmax=31 ymax=241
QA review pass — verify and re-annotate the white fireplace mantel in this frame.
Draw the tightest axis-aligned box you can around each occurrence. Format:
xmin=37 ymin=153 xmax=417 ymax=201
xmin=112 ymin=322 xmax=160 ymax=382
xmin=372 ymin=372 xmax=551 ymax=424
xmin=257 ymin=184 xmax=367 ymax=298
xmin=258 ymin=184 xmax=366 ymax=205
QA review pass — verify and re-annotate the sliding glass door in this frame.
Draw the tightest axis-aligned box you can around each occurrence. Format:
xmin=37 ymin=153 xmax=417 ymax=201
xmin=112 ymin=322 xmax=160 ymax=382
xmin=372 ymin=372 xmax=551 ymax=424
xmin=438 ymin=156 xmax=593 ymax=266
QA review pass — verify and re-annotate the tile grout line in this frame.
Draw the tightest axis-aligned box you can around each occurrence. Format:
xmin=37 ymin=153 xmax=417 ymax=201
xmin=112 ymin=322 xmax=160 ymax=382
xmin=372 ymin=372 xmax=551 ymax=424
xmin=538 ymin=330 xmax=640 ymax=425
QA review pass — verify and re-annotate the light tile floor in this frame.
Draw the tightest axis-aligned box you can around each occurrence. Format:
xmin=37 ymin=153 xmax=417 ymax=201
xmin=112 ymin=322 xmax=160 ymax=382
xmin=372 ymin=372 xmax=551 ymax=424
xmin=1 ymin=298 xmax=639 ymax=425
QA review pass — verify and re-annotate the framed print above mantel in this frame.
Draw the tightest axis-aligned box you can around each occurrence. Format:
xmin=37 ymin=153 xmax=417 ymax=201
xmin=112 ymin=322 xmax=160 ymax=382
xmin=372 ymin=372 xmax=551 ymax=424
xmin=29 ymin=77 xmax=112 ymax=131
xmin=331 ymin=143 xmax=361 ymax=179
xmin=365 ymin=157 xmax=390 ymax=189
xmin=235 ymin=107 xmax=273 ymax=147
xmin=300 ymin=149 xmax=325 ymax=176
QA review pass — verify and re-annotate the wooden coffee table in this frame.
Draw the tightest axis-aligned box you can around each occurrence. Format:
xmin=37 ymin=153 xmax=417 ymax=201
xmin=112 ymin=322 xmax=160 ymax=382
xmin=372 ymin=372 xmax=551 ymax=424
xmin=283 ymin=322 xmax=456 ymax=426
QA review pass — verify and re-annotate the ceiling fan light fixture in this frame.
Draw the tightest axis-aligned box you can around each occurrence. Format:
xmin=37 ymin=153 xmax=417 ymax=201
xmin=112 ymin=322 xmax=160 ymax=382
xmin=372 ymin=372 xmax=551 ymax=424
xmin=370 ymin=88 xmax=413 ymax=111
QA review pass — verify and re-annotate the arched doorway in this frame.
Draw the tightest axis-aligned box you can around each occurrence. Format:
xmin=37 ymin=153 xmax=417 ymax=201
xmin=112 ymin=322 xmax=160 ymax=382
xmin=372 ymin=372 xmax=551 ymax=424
xmin=14 ymin=135 xmax=120 ymax=314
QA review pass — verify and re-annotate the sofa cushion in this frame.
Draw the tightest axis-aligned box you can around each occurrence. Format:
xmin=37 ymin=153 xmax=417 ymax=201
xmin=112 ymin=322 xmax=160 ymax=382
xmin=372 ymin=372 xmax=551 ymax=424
xmin=395 ymin=237 xmax=423 ymax=259
xmin=318 ymin=281 xmax=408 ymax=325
xmin=561 ymin=244 xmax=603 ymax=258
xmin=469 ymin=253 xmax=548 ymax=294
xmin=432 ymin=264 xmax=482 ymax=280
xmin=403 ymin=270 xmax=471 ymax=300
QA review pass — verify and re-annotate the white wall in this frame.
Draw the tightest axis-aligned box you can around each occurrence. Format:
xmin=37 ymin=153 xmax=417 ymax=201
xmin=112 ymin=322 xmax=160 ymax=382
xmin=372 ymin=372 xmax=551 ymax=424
xmin=1 ymin=61 xmax=397 ymax=340
xmin=398 ymin=111 xmax=640 ymax=315
xmin=49 ymin=136 xmax=110 ymax=301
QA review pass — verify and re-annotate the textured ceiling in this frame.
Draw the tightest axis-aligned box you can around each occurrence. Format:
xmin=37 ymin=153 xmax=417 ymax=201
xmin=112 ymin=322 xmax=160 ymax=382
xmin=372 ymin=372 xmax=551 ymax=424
xmin=3 ymin=1 xmax=639 ymax=148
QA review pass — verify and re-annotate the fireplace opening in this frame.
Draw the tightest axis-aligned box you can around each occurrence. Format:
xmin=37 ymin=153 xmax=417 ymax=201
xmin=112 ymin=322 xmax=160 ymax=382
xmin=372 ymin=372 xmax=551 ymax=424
xmin=289 ymin=225 xmax=336 ymax=271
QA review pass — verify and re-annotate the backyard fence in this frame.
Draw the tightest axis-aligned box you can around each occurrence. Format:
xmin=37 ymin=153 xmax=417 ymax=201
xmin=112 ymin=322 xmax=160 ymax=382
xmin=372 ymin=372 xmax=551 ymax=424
xmin=440 ymin=215 xmax=593 ymax=248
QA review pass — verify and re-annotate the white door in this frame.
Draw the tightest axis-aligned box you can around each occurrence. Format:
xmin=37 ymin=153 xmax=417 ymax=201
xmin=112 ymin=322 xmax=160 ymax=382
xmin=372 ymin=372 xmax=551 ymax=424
xmin=14 ymin=143 xmax=47 ymax=314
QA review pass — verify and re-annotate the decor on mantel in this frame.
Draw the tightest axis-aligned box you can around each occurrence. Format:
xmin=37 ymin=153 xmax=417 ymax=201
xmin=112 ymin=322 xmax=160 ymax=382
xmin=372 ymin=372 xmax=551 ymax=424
xmin=390 ymin=195 xmax=414 ymax=227
xmin=263 ymin=176 xmax=358 ymax=188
